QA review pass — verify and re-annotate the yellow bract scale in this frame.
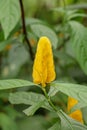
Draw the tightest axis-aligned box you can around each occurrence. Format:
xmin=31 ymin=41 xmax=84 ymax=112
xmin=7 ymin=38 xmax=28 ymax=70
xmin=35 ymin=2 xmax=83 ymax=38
xmin=32 ymin=36 xmax=56 ymax=87
xmin=67 ymin=97 xmax=83 ymax=123
xmin=67 ymin=97 xmax=78 ymax=111
xmin=69 ymin=110 xmax=83 ymax=123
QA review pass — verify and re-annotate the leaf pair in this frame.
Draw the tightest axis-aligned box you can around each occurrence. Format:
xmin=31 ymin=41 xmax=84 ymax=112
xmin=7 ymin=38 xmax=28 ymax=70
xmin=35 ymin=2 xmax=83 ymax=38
xmin=9 ymin=91 xmax=52 ymax=116
xmin=0 ymin=79 xmax=87 ymax=129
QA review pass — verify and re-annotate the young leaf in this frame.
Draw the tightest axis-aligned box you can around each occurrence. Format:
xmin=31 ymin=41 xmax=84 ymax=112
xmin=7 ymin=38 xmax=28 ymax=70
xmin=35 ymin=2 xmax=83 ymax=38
xmin=0 ymin=0 xmax=20 ymax=39
xmin=69 ymin=21 xmax=87 ymax=74
xmin=9 ymin=92 xmax=52 ymax=111
xmin=49 ymin=82 xmax=87 ymax=108
xmin=0 ymin=79 xmax=38 ymax=90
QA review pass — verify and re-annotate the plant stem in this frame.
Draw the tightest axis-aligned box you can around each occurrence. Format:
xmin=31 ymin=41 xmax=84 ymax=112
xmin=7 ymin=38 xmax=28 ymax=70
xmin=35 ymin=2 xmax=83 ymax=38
xmin=42 ymin=87 xmax=73 ymax=129
xmin=19 ymin=0 xmax=34 ymax=60
xmin=42 ymin=87 xmax=59 ymax=112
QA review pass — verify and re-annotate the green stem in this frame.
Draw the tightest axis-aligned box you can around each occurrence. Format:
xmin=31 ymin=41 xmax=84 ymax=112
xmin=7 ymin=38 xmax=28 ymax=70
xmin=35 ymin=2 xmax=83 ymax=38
xmin=42 ymin=87 xmax=58 ymax=112
xmin=42 ymin=87 xmax=73 ymax=129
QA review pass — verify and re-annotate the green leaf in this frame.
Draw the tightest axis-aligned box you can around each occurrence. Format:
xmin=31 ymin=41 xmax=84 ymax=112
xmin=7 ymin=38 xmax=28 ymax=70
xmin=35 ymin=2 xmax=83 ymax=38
xmin=6 ymin=43 xmax=29 ymax=77
xmin=69 ymin=21 xmax=87 ymax=74
xmin=26 ymin=18 xmax=58 ymax=49
xmin=58 ymin=110 xmax=73 ymax=130
xmin=23 ymin=101 xmax=45 ymax=116
xmin=26 ymin=18 xmax=45 ymax=25
xmin=48 ymin=122 xmax=61 ymax=130
xmin=82 ymin=107 xmax=87 ymax=125
xmin=71 ymin=102 xmax=86 ymax=112
xmin=0 ymin=0 xmax=20 ymax=39
xmin=49 ymin=82 xmax=87 ymax=109
xmin=68 ymin=13 xmax=87 ymax=20
xmin=66 ymin=4 xmax=87 ymax=10
xmin=30 ymin=24 xmax=58 ymax=49
xmin=52 ymin=7 xmax=67 ymax=14
xmin=0 ymin=0 xmax=8 ymax=19
xmin=54 ymin=51 xmax=75 ymax=66
xmin=58 ymin=110 xmax=87 ymax=130
xmin=9 ymin=92 xmax=52 ymax=111
xmin=0 ymin=79 xmax=38 ymax=90
xmin=52 ymin=7 xmax=78 ymax=15
xmin=52 ymin=7 xmax=79 ymax=20
xmin=0 ymin=113 xmax=18 ymax=130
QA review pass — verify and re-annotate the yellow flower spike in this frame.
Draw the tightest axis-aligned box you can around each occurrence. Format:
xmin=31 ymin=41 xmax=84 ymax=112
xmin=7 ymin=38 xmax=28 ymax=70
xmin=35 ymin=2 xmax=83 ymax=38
xmin=67 ymin=97 xmax=83 ymax=123
xmin=32 ymin=36 xmax=56 ymax=87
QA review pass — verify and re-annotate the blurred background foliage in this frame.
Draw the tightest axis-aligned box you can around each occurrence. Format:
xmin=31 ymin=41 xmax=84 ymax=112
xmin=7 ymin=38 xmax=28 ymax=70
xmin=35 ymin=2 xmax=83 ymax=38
xmin=0 ymin=0 xmax=87 ymax=130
